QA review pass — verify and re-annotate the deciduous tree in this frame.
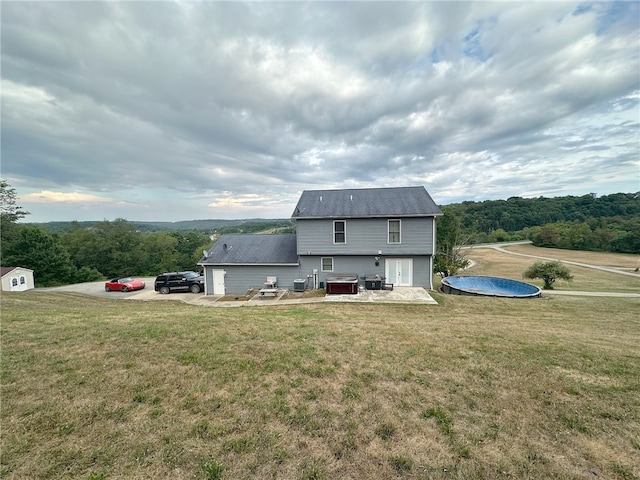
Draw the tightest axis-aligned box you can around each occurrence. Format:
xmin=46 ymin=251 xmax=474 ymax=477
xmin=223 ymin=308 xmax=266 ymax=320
xmin=0 ymin=179 xmax=29 ymax=224
xmin=1 ymin=179 xmax=30 ymax=257
xmin=523 ymin=261 xmax=573 ymax=290
xmin=435 ymin=209 xmax=470 ymax=277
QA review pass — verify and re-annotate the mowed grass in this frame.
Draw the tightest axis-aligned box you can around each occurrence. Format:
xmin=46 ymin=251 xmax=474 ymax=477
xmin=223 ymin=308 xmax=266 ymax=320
xmin=503 ymin=244 xmax=640 ymax=270
xmin=2 ymin=278 xmax=639 ymax=480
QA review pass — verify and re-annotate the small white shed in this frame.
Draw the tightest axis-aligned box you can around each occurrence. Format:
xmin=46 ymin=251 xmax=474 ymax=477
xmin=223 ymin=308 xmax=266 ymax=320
xmin=1 ymin=267 xmax=35 ymax=291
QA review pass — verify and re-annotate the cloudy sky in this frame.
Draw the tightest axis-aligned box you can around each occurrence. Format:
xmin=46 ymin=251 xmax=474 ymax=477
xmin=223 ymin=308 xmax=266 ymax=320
xmin=2 ymin=1 xmax=638 ymax=223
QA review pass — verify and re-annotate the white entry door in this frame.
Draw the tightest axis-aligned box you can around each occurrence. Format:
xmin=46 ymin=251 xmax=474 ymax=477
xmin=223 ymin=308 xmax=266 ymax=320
xmin=212 ymin=269 xmax=226 ymax=295
xmin=385 ymin=258 xmax=413 ymax=287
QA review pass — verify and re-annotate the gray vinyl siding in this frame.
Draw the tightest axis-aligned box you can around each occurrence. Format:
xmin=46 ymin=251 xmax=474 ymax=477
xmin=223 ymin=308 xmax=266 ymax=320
xmin=410 ymin=256 xmax=433 ymax=289
xmin=204 ymin=265 xmax=300 ymax=295
xmin=296 ymin=217 xmax=435 ymax=256
xmin=299 ymin=255 xmax=433 ymax=288
xmin=203 ymin=257 xmax=434 ymax=293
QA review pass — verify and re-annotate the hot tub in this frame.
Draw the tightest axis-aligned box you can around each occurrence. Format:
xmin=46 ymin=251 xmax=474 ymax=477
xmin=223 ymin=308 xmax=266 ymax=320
xmin=325 ymin=273 xmax=359 ymax=294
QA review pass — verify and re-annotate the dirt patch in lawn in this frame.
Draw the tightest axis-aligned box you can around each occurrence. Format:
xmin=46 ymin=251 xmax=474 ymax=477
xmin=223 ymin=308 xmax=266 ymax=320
xmin=218 ymin=289 xmax=259 ymax=301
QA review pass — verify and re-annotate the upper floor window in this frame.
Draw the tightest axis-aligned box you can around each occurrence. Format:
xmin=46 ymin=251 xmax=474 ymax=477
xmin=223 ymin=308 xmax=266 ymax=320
xmin=334 ymin=220 xmax=346 ymax=244
xmin=388 ymin=219 xmax=401 ymax=243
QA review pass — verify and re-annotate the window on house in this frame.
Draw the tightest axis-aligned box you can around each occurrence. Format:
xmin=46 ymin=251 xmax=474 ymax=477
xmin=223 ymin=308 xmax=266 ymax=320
xmin=334 ymin=220 xmax=346 ymax=243
xmin=20 ymin=276 xmax=26 ymax=284
xmin=388 ymin=219 xmax=401 ymax=243
xmin=321 ymin=257 xmax=334 ymax=272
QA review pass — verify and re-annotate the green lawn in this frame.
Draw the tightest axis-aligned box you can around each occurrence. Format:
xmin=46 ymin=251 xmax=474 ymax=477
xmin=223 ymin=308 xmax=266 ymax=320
xmin=1 ymin=287 xmax=639 ymax=479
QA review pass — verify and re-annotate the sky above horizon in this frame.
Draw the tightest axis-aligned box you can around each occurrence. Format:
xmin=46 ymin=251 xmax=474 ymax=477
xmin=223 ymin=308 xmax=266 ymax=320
xmin=2 ymin=1 xmax=639 ymax=223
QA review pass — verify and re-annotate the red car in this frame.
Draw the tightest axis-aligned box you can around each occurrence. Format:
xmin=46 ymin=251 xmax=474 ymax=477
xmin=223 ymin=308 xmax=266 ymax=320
xmin=105 ymin=277 xmax=146 ymax=292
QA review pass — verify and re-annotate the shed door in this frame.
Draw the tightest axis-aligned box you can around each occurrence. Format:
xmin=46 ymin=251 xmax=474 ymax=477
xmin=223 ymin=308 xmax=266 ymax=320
xmin=385 ymin=258 xmax=413 ymax=287
xmin=212 ymin=269 xmax=225 ymax=295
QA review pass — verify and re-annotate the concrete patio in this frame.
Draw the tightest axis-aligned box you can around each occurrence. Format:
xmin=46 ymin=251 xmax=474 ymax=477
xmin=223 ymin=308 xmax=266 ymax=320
xmin=241 ymin=286 xmax=438 ymax=306
xmin=321 ymin=286 xmax=437 ymax=304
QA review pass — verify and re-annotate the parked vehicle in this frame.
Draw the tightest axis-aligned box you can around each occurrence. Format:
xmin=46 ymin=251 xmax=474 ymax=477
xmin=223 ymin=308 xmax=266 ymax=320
xmin=105 ymin=277 xmax=146 ymax=292
xmin=154 ymin=271 xmax=204 ymax=294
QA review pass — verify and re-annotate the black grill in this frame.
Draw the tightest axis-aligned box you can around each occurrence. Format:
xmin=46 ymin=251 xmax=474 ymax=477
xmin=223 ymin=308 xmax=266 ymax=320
xmin=364 ymin=275 xmax=383 ymax=290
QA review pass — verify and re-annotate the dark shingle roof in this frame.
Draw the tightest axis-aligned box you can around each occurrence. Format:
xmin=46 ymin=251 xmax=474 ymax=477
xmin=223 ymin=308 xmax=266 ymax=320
xmin=1 ymin=267 xmax=17 ymax=277
xmin=199 ymin=234 xmax=298 ymax=265
xmin=291 ymin=186 xmax=442 ymax=219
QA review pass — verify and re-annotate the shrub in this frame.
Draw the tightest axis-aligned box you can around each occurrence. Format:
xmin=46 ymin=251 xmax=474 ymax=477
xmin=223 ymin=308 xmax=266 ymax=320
xmin=523 ymin=261 xmax=573 ymax=290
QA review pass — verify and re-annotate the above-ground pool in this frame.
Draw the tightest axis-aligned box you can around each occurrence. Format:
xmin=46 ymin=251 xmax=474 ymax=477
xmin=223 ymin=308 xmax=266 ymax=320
xmin=441 ymin=275 xmax=542 ymax=298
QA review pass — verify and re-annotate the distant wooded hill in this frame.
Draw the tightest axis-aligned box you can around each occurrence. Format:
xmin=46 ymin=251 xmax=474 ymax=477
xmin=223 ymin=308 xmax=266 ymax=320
xmin=443 ymin=192 xmax=639 ymax=253
xmin=444 ymin=193 xmax=639 ymax=233
xmin=7 ymin=193 xmax=637 ymax=287
xmin=30 ymin=218 xmax=294 ymax=234
xmin=26 ymin=192 xmax=639 ymax=253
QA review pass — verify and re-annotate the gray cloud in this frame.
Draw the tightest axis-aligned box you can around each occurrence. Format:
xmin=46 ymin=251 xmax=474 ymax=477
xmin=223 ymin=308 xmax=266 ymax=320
xmin=2 ymin=1 xmax=638 ymax=222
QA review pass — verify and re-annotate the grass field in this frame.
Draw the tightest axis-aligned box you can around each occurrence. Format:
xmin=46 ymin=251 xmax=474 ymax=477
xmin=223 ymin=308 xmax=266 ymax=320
xmin=1 ymin=248 xmax=639 ymax=480
xmin=457 ymin=245 xmax=640 ymax=294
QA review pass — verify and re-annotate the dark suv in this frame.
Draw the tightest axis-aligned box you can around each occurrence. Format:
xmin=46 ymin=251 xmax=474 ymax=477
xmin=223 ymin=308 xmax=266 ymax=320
xmin=154 ymin=271 xmax=204 ymax=294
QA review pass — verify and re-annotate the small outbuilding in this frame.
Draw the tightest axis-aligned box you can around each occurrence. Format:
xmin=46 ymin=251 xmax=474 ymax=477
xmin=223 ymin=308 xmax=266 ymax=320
xmin=1 ymin=266 xmax=35 ymax=292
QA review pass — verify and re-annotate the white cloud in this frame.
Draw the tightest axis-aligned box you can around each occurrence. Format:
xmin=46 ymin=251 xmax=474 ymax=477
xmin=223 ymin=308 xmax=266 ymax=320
xmin=205 ymin=191 xmax=298 ymax=218
xmin=22 ymin=190 xmax=113 ymax=205
xmin=2 ymin=1 xmax=638 ymax=222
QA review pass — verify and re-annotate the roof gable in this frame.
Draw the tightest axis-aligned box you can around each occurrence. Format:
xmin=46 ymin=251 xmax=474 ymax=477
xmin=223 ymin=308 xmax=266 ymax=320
xmin=200 ymin=234 xmax=298 ymax=264
xmin=1 ymin=266 xmax=33 ymax=277
xmin=1 ymin=267 xmax=17 ymax=277
xmin=291 ymin=186 xmax=442 ymax=219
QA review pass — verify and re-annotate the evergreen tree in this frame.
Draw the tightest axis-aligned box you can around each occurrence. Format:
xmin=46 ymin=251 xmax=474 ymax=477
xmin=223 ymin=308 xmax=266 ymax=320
xmin=3 ymin=226 xmax=78 ymax=286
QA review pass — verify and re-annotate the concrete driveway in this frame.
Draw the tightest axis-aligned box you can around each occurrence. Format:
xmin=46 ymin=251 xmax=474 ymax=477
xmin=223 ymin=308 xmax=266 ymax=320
xmin=41 ymin=277 xmax=156 ymax=299
xmin=39 ymin=277 xmax=206 ymax=303
xmin=39 ymin=279 xmax=439 ymax=306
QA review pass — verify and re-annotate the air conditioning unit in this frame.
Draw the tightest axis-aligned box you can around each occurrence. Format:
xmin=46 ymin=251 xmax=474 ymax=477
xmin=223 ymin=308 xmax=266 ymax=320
xmin=293 ymin=279 xmax=305 ymax=292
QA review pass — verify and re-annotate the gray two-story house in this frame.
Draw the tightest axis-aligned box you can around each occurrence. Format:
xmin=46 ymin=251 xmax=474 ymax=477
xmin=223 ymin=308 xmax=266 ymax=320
xmin=198 ymin=186 xmax=442 ymax=295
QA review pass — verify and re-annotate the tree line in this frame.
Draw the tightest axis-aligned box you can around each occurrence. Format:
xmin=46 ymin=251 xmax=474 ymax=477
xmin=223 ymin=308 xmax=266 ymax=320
xmin=2 ymin=218 xmax=213 ymax=287
xmin=1 ymin=180 xmax=298 ymax=287
xmin=443 ymin=193 xmax=639 ymax=253
xmin=32 ymin=218 xmax=294 ymax=234
xmin=2 ymin=179 xmax=637 ymax=286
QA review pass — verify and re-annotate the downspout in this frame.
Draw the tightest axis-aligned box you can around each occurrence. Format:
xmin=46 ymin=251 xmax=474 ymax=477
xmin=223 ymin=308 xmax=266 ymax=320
xmin=203 ymin=266 xmax=209 ymax=296
xmin=430 ymin=216 xmax=437 ymax=290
